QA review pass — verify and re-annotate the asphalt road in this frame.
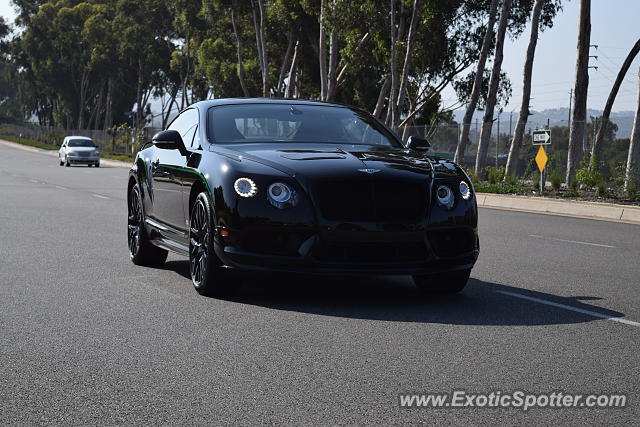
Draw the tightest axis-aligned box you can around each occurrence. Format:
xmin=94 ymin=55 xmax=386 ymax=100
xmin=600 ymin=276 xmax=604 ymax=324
xmin=1 ymin=143 xmax=638 ymax=425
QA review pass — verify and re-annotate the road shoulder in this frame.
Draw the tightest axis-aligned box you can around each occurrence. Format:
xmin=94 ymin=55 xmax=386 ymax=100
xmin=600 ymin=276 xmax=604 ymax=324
xmin=478 ymin=192 xmax=640 ymax=224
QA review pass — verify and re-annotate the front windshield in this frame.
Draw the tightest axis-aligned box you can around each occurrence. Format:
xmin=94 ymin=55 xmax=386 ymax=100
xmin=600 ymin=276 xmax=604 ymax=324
xmin=68 ymin=139 xmax=95 ymax=147
xmin=208 ymin=104 xmax=401 ymax=147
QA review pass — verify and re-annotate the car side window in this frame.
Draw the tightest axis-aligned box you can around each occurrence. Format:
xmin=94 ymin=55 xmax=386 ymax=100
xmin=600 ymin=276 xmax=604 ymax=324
xmin=167 ymin=109 xmax=199 ymax=147
xmin=183 ymin=125 xmax=200 ymax=149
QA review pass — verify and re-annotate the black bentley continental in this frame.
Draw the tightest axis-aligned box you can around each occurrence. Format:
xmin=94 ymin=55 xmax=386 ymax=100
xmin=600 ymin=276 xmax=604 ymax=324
xmin=127 ymin=99 xmax=479 ymax=296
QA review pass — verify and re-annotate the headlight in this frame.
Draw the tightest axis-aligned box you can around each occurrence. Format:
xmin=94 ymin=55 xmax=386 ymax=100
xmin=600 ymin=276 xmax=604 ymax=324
xmin=435 ymin=184 xmax=455 ymax=210
xmin=234 ymin=177 xmax=257 ymax=197
xmin=459 ymin=181 xmax=471 ymax=200
xmin=267 ymin=182 xmax=297 ymax=209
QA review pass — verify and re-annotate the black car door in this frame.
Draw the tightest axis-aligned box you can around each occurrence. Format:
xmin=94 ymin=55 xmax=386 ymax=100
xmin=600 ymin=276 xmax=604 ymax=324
xmin=150 ymin=108 xmax=198 ymax=234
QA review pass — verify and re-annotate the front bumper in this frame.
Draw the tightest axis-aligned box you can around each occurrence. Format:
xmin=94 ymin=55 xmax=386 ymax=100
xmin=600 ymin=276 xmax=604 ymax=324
xmin=213 ymin=226 xmax=479 ymax=276
xmin=68 ymin=156 xmax=100 ymax=164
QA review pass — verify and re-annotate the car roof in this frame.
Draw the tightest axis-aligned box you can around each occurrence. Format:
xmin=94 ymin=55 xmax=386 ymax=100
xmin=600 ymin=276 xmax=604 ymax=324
xmin=191 ymin=98 xmax=348 ymax=110
xmin=65 ymin=136 xmax=93 ymax=140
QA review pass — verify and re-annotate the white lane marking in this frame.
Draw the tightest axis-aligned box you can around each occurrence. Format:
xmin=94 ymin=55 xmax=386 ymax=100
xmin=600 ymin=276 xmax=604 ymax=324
xmin=92 ymin=194 xmax=110 ymax=199
xmin=55 ymin=185 xmax=67 ymax=190
xmin=496 ymin=290 xmax=640 ymax=327
xmin=29 ymin=179 xmax=38 ymax=183
xmin=528 ymin=234 xmax=615 ymax=248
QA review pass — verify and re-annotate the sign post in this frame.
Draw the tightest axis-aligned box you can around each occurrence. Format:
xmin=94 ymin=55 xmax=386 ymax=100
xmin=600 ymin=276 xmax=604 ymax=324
xmin=533 ymin=129 xmax=551 ymax=191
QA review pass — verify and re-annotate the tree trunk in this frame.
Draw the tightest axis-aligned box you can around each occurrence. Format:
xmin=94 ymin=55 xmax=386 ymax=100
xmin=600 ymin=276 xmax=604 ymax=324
xmin=336 ymin=32 xmax=370 ymax=88
xmin=388 ymin=0 xmax=398 ymax=126
xmin=566 ymin=0 xmax=591 ymax=184
xmin=591 ymin=38 xmax=640 ymax=168
xmin=231 ymin=7 xmax=250 ymax=97
xmin=284 ymin=40 xmax=300 ymax=98
xmin=326 ymin=0 xmax=339 ymax=101
xmin=318 ymin=0 xmax=328 ymax=100
xmin=625 ymin=67 xmax=640 ymax=191
xmin=277 ymin=28 xmax=295 ymax=96
xmin=373 ymin=77 xmax=391 ymax=119
xmin=505 ymin=0 xmax=546 ymax=178
xmin=453 ymin=0 xmax=500 ymax=164
xmin=396 ymin=0 xmax=422 ymax=120
xmin=251 ymin=0 xmax=268 ymax=97
xmin=103 ymin=78 xmax=113 ymax=131
xmin=475 ymin=0 xmax=512 ymax=176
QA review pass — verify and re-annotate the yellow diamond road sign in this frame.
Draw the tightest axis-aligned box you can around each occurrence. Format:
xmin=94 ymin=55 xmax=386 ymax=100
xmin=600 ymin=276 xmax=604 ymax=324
xmin=535 ymin=145 xmax=548 ymax=172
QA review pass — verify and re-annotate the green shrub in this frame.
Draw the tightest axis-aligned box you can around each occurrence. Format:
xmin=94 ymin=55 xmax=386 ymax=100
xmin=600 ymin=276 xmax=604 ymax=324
xmin=486 ymin=166 xmax=505 ymax=185
xmin=596 ymin=181 xmax=607 ymax=197
xmin=504 ymin=174 xmax=518 ymax=185
xmin=575 ymin=168 xmax=603 ymax=189
xmin=549 ymin=170 xmax=562 ymax=191
xmin=627 ymin=183 xmax=637 ymax=200
xmin=566 ymin=179 xmax=580 ymax=197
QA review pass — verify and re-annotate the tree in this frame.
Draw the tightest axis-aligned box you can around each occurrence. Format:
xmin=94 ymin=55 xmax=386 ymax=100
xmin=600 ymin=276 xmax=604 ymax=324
xmin=453 ymin=0 xmax=499 ymax=164
xmin=566 ymin=0 xmax=591 ymax=184
xmin=626 ymin=67 xmax=640 ymax=191
xmin=505 ymin=0 xmax=547 ymax=178
xmin=475 ymin=0 xmax=512 ymax=175
xmin=591 ymin=38 xmax=640 ymax=170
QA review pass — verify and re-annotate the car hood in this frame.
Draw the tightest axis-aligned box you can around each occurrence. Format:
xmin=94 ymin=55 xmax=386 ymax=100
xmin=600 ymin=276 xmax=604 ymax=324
xmin=221 ymin=143 xmax=436 ymax=184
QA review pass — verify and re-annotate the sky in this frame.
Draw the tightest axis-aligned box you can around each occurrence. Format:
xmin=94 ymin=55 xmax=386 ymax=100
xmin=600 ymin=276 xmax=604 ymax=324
xmin=1 ymin=0 xmax=639 ymax=113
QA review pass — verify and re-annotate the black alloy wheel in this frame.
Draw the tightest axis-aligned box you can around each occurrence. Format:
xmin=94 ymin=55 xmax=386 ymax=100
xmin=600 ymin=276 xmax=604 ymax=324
xmin=189 ymin=192 xmax=226 ymax=296
xmin=127 ymin=184 xmax=168 ymax=266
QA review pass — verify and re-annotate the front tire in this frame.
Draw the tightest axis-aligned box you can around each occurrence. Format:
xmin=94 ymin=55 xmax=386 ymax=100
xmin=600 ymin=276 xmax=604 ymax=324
xmin=65 ymin=156 xmax=70 ymax=167
xmin=95 ymin=162 xmax=100 ymax=167
xmin=128 ymin=184 xmax=168 ymax=266
xmin=413 ymin=269 xmax=471 ymax=294
xmin=189 ymin=192 xmax=228 ymax=296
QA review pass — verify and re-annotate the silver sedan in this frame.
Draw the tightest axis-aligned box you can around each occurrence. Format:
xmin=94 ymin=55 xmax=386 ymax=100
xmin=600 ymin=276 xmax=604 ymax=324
xmin=58 ymin=136 xmax=101 ymax=167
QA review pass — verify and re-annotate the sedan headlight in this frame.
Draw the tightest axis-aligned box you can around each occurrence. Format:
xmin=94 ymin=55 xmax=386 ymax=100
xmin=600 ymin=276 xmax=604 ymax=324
xmin=435 ymin=184 xmax=455 ymax=210
xmin=459 ymin=181 xmax=471 ymax=200
xmin=234 ymin=177 xmax=258 ymax=197
xmin=267 ymin=182 xmax=297 ymax=209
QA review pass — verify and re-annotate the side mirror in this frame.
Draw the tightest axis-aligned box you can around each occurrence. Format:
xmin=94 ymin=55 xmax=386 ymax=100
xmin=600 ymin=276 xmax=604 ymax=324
xmin=406 ymin=135 xmax=430 ymax=151
xmin=152 ymin=130 xmax=188 ymax=156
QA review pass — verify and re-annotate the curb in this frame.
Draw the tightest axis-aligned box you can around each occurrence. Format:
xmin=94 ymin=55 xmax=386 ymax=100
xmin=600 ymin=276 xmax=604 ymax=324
xmin=0 ymin=138 xmax=132 ymax=168
xmin=478 ymin=192 xmax=640 ymax=225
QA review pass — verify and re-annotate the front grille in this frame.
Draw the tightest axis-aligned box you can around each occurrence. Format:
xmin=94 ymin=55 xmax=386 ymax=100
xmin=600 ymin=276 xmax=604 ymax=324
xmin=427 ymin=228 xmax=476 ymax=258
xmin=77 ymin=152 xmax=90 ymax=157
xmin=313 ymin=240 xmax=428 ymax=264
xmin=315 ymin=181 xmax=426 ymax=222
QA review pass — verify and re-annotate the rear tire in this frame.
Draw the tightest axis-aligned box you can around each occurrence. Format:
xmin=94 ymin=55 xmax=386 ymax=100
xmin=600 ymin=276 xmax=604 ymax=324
xmin=413 ymin=269 xmax=471 ymax=294
xmin=128 ymin=184 xmax=168 ymax=267
xmin=59 ymin=159 xmax=63 ymax=166
xmin=189 ymin=192 xmax=228 ymax=297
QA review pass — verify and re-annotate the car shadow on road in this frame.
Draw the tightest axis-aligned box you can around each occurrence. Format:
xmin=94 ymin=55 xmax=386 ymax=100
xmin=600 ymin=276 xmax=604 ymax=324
xmin=161 ymin=260 xmax=627 ymax=326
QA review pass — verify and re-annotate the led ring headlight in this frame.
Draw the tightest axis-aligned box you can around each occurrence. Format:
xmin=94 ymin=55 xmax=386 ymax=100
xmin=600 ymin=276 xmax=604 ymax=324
xmin=234 ymin=177 xmax=257 ymax=197
xmin=436 ymin=184 xmax=455 ymax=210
xmin=459 ymin=181 xmax=471 ymax=200
xmin=267 ymin=182 xmax=297 ymax=209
